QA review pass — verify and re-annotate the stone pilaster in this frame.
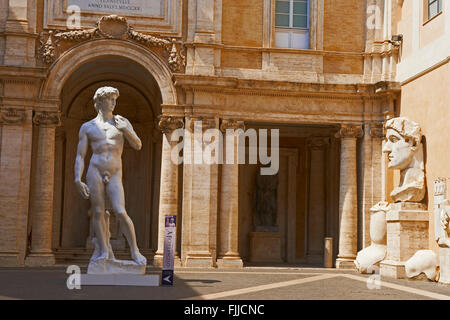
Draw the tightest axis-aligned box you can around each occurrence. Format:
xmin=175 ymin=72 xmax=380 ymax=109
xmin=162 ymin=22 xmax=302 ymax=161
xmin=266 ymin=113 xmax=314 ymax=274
xmin=335 ymin=124 xmax=363 ymax=269
xmin=25 ymin=111 xmax=61 ymax=266
xmin=4 ymin=0 xmax=36 ymax=67
xmin=153 ymin=116 xmax=184 ymax=266
xmin=306 ymin=137 xmax=330 ymax=263
xmin=0 ymin=108 xmax=32 ymax=266
xmin=360 ymin=122 xmax=384 ymax=247
xmin=217 ymin=119 xmax=245 ymax=268
xmin=182 ymin=117 xmax=219 ymax=267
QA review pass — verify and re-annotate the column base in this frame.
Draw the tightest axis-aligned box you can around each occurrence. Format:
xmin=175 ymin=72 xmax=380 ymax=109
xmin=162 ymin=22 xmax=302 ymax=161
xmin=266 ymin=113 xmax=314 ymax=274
xmin=335 ymin=258 xmax=357 ymax=270
xmin=24 ymin=253 xmax=55 ymax=267
xmin=183 ymin=251 xmax=215 ymax=268
xmin=380 ymin=260 xmax=406 ymax=279
xmin=217 ymin=255 xmax=244 ymax=269
xmin=152 ymin=253 xmax=182 ymax=268
xmin=0 ymin=253 xmax=22 ymax=267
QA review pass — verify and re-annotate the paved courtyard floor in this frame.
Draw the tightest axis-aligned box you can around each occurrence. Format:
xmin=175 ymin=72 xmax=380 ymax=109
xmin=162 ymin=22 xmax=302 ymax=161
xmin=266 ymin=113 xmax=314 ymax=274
xmin=0 ymin=265 xmax=449 ymax=300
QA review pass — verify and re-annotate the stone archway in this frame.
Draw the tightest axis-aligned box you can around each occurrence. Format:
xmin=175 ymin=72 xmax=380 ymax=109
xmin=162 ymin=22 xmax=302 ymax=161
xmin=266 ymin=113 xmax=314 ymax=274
xmin=33 ymin=40 xmax=178 ymax=263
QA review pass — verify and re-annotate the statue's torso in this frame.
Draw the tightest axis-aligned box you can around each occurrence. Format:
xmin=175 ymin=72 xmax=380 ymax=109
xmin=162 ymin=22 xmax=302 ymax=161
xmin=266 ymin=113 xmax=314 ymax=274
xmin=84 ymin=117 xmax=124 ymax=174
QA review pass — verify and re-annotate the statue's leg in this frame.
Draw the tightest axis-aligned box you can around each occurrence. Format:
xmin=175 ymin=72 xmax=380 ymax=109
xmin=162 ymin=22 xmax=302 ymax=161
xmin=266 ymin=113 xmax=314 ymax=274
xmin=106 ymin=173 xmax=147 ymax=265
xmin=86 ymin=166 xmax=109 ymax=261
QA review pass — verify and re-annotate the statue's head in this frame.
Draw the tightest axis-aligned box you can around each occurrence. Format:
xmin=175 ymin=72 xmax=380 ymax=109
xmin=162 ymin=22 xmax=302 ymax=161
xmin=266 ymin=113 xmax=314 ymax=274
xmin=93 ymin=86 xmax=119 ymax=113
xmin=382 ymin=117 xmax=422 ymax=170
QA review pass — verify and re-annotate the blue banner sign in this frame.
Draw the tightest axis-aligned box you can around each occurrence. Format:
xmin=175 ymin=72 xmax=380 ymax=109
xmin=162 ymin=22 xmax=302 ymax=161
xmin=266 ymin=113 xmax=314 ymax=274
xmin=162 ymin=215 xmax=176 ymax=286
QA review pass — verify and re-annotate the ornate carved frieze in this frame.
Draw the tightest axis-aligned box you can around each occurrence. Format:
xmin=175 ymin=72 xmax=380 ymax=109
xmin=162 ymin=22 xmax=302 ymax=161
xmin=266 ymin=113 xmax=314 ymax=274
xmin=33 ymin=111 xmax=62 ymax=127
xmin=158 ymin=116 xmax=184 ymax=135
xmin=0 ymin=108 xmax=27 ymax=125
xmin=335 ymin=124 xmax=364 ymax=139
xmin=38 ymin=15 xmax=186 ymax=72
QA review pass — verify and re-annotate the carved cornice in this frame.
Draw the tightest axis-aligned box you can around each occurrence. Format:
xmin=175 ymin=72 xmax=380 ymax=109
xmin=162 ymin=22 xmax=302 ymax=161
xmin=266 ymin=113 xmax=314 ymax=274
xmin=220 ymin=119 xmax=245 ymax=132
xmin=0 ymin=108 xmax=27 ymax=125
xmin=369 ymin=122 xmax=384 ymax=139
xmin=335 ymin=124 xmax=364 ymax=139
xmin=38 ymin=15 xmax=186 ymax=72
xmin=33 ymin=111 xmax=61 ymax=127
xmin=158 ymin=116 xmax=184 ymax=134
xmin=307 ymin=137 xmax=330 ymax=150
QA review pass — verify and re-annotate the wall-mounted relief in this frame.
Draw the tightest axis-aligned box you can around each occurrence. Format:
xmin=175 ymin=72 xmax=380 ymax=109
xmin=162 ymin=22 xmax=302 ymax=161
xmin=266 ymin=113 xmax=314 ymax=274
xmin=44 ymin=0 xmax=183 ymax=37
xmin=38 ymin=15 xmax=186 ymax=72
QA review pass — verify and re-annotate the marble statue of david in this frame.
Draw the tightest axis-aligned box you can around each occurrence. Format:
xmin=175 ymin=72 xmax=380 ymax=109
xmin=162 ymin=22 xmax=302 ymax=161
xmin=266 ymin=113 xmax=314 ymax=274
xmin=74 ymin=86 xmax=147 ymax=268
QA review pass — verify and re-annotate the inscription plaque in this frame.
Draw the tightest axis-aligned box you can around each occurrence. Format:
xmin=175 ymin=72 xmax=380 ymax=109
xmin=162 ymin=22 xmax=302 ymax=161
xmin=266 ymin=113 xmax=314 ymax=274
xmin=67 ymin=0 xmax=164 ymax=17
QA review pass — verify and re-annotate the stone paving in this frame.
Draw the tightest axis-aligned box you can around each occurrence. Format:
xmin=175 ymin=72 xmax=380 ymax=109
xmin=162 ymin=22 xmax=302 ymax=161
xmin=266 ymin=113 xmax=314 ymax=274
xmin=0 ymin=266 xmax=449 ymax=300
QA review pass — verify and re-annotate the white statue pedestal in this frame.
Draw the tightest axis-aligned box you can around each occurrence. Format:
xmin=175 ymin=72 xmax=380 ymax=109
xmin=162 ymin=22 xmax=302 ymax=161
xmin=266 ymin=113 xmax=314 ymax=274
xmin=249 ymin=232 xmax=283 ymax=263
xmin=439 ymin=247 xmax=450 ymax=285
xmin=80 ymin=274 xmax=160 ymax=286
xmin=88 ymin=258 xmax=146 ymax=275
xmin=380 ymin=203 xmax=429 ymax=279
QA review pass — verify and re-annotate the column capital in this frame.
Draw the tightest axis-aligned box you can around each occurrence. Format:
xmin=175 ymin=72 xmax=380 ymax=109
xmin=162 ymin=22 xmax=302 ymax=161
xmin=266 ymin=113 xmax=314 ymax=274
xmin=220 ymin=119 xmax=245 ymax=133
xmin=307 ymin=137 xmax=330 ymax=150
xmin=33 ymin=111 xmax=61 ymax=127
xmin=158 ymin=116 xmax=184 ymax=135
xmin=187 ymin=116 xmax=217 ymax=132
xmin=335 ymin=124 xmax=364 ymax=139
xmin=0 ymin=108 xmax=27 ymax=125
xmin=369 ymin=122 xmax=384 ymax=139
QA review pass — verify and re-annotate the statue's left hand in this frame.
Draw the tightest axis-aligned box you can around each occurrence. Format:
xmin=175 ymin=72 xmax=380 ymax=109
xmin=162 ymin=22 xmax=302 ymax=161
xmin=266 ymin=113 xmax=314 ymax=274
xmin=114 ymin=115 xmax=130 ymax=132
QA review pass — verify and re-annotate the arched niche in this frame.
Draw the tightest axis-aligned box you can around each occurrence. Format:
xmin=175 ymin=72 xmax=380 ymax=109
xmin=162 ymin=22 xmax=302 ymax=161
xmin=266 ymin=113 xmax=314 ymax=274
xmin=50 ymin=49 xmax=167 ymax=259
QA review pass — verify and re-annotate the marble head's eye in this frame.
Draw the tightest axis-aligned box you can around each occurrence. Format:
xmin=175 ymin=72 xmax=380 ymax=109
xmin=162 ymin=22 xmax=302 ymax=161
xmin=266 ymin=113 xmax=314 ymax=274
xmin=389 ymin=136 xmax=399 ymax=143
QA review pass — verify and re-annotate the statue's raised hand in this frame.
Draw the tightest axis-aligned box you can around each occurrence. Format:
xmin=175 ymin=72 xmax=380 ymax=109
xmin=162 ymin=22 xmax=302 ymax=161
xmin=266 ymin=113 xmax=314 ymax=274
xmin=75 ymin=180 xmax=90 ymax=199
xmin=114 ymin=115 xmax=130 ymax=132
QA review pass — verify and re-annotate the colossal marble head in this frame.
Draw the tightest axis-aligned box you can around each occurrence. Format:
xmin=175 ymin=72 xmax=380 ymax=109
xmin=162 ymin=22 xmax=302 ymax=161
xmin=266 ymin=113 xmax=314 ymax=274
xmin=383 ymin=117 xmax=422 ymax=170
xmin=93 ymin=86 xmax=120 ymax=113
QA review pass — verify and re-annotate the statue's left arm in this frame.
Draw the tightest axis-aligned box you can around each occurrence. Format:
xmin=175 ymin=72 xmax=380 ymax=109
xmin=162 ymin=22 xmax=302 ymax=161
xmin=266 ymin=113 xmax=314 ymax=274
xmin=115 ymin=115 xmax=142 ymax=150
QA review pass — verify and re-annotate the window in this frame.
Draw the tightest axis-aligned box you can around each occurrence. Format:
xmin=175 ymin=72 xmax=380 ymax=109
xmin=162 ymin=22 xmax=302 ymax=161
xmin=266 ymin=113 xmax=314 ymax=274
xmin=427 ymin=0 xmax=442 ymax=20
xmin=275 ymin=0 xmax=309 ymax=49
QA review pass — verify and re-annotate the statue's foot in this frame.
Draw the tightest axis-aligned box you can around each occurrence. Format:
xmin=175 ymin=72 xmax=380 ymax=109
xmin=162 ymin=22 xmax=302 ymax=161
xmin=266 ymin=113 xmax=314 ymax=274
xmin=131 ymin=250 xmax=147 ymax=265
xmin=355 ymin=244 xmax=386 ymax=274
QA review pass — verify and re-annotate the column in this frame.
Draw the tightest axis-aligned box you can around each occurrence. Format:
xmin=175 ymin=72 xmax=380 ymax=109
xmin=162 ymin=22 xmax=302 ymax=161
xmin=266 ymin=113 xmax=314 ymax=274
xmin=181 ymin=117 xmax=219 ymax=267
xmin=335 ymin=124 xmax=363 ymax=269
xmin=154 ymin=116 xmax=184 ymax=266
xmin=306 ymin=137 xmax=329 ymax=263
xmin=360 ymin=122 xmax=384 ymax=247
xmin=0 ymin=108 xmax=32 ymax=266
xmin=25 ymin=111 xmax=61 ymax=266
xmin=217 ymin=119 xmax=244 ymax=268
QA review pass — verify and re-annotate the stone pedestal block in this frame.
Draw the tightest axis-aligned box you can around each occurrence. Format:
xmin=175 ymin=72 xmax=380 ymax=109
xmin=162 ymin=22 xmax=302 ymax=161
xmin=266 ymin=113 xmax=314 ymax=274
xmin=183 ymin=251 xmax=215 ymax=268
xmin=439 ymin=247 xmax=450 ymax=285
xmin=87 ymin=259 xmax=146 ymax=275
xmin=24 ymin=253 xmax=55 ymax=267
xmin=249 ymin=232 xmax=283 ymax=263
xmin=217 ymin=255 xmax=244 ymax=268
xmin=380 ymin=203 xmax=429 ymax=279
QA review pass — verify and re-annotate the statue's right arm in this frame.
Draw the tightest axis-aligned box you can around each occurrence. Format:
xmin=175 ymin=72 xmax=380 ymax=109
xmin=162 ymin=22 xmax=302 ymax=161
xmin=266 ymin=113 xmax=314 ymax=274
xmin=74 ymin=124 xmax=90 ymax=199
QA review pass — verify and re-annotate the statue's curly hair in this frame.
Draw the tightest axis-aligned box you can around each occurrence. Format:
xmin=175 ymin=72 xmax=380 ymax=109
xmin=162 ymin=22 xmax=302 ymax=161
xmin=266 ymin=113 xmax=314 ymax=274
xmin=385 ymin=117 xmax=422 ymax=147
xmin=93 ymin=86 xmax=119 ymax=111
